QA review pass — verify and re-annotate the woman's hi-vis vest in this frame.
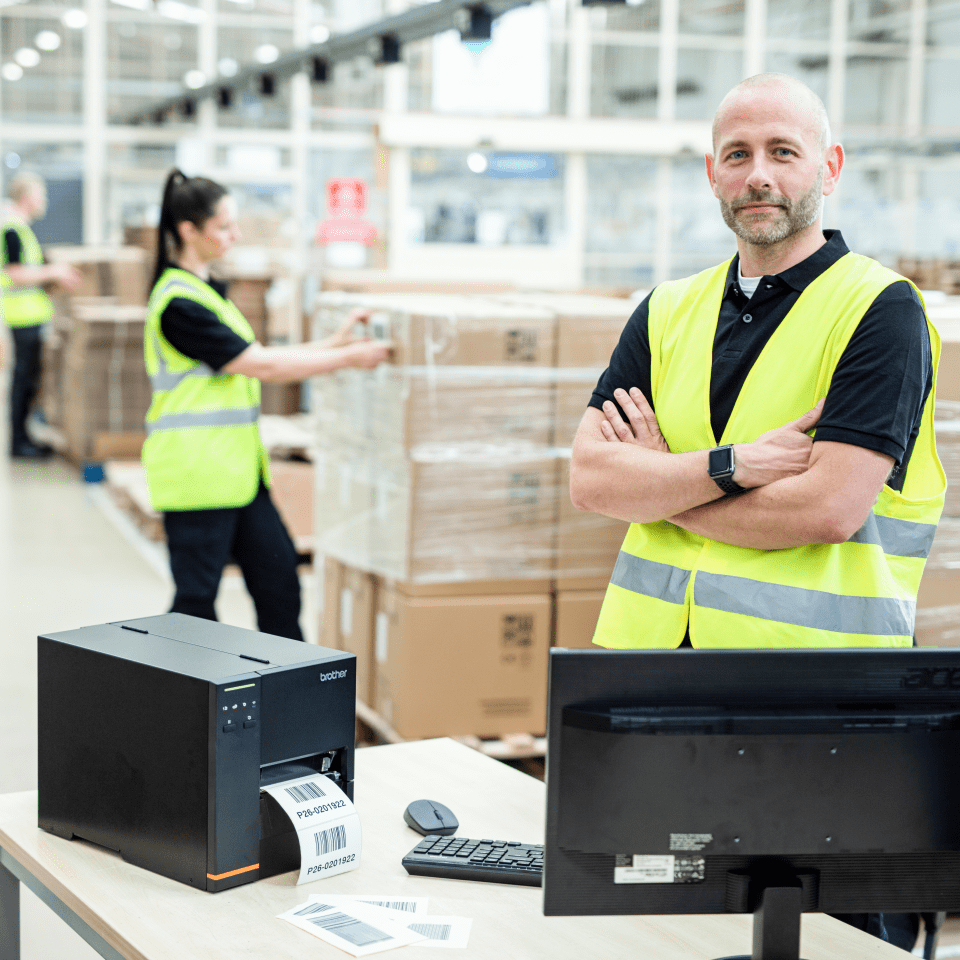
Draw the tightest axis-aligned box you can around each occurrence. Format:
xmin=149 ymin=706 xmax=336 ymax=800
xmin=1 ymin=220 xmax=54 ymax=329
xmin=142 ymin=268 xmax=270 ymax=511
xmin=593 ymin=252 xmax=946 ymax=650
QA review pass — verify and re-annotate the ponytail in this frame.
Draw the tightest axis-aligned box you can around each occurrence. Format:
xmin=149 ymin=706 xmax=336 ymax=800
xmin=150 ymin=168 xmax=229 ymax=291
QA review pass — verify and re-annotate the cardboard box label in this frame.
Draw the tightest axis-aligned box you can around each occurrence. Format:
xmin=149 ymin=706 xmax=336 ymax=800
xmin=375 ymin=612 xmax=389 ymax=664
xmin=340 ymin=588 xmax=354 ymax=637
xmin=501 ymin=614 xmax=535 ymax=667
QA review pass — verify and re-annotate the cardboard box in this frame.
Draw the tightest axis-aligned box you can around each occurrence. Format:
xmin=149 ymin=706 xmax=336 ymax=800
xmin=555 ymin=459 xmax=628 ymax=590
xmin=934 ymin=317 xmax=960 ymax=402
xmin=317 ymin=558 xmax=376 ymax=705
xmin=381 ymin=577 xmax=552 ymax=598
xmin=915 ymin=569 xmax=960 ymax=647
xmin=314 ymin=441 xmax=560 ymax=584
xmin=269 ymin=459 xmax=314 ymax=546
xmin=936 ymin=420 xmax=960 ymax=516
xmin=45 ymin=247 xmax=149 ymax=304
xmin=60 ymin=304 xmax=152 ymax=462
xmin=370 ymin=455 xmax=559 ymax=584
xmin=374 ymin=588 xmax=550 ymax=739
xmin=314 ymin=368 xmax=554 ymax=451
xmin=314 ymin=292 xmax=557 ymax=368
xmin=320 ymin=556 xmax=343 ymax=651
xmin=339 ymin=565 xmax=377 ymax=708
xmin=554 ymin=590 xmax=606 ymax=649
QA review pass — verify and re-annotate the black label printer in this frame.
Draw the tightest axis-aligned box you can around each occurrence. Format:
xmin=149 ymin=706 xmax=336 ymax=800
xmin=37 ymin=613 xmax=356 ymax=892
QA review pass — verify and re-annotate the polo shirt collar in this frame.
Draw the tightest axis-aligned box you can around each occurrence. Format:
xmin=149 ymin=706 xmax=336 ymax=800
xmin=723 ymin=230 xmax=851 ymax=297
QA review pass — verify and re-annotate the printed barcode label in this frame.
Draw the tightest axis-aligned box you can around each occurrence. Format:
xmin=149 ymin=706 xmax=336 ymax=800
xmin=314 ymin=823 xmax=347 ymax=857
xmin=308 ymin=911 xmax=393 ymax=947
xmin=294 ymin=902 xmax=332 ymax=917
xmin=409 ymin=922 xmax=452 ymax=941
xmin=363 ymin=900 xmax=417 ymax=913
xmin=285 ymin=780 xmax=327 ymax=803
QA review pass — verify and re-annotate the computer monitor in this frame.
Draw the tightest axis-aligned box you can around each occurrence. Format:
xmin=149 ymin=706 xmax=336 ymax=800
xmin=543 ymin=647 xmax=960 ymax=960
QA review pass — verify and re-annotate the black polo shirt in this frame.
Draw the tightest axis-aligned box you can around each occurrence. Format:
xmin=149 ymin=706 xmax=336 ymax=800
xmin=589 ymin=231 xmax=932 ymax=492
xmin=3 ymin=228 xmax=23 ymax=265
xmin=159 ymin=274 xmax=251 ymax=372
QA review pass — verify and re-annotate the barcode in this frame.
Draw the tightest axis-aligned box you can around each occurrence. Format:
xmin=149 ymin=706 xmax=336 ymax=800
xmin=314 ymin=823 xmax=347 ymax=857
xmin=308 ymin=911 xmax=393 ymax=947
xmin=359 ymin=899 xmax=417 ymax=913
xmin=285 ymin=780 xmax=327 ymax=803
xmin=294 ymin=903 xmax=333 ymax=918
xmin=410 ymin=922 xmax=453 ymax=941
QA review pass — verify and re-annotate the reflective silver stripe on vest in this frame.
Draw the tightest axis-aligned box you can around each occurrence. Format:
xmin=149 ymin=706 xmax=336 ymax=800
xmin=146 ymin=406 xmax=260 ymax=435
xmin=846 ymin=513 xmax=938 ymax=559
xmin=609 ymin=551 xmax=690 ymax=606
xmin=149 ymin=362 xmax=215 ymax=391
xmin=694 ymin=571 xmax=915 ymax=637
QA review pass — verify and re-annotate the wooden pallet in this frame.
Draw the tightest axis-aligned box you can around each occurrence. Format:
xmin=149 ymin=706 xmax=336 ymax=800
xmin=103 ymin=460 xmax=165 ymax=541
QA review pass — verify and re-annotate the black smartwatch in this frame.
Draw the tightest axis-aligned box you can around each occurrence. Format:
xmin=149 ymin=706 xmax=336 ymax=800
xmin=708 ymin=444 xmax=745 ymax=495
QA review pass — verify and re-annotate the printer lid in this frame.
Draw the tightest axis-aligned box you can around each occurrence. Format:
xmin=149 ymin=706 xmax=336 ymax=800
xmin=40 ymin=614 xmax=352 ymax=685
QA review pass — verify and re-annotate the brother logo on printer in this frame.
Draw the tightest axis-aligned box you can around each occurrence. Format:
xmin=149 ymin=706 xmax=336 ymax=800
xmin=319 ymin=669 xmax=348 ymax=681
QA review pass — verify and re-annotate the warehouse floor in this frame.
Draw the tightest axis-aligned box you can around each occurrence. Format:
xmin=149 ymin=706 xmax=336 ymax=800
xmin=1 ymin=406 xmax=959 ymax=957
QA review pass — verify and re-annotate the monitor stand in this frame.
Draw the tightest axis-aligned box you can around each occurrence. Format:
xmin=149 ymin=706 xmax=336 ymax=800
xmin=715 ymin=883 xmax=810 ymax=960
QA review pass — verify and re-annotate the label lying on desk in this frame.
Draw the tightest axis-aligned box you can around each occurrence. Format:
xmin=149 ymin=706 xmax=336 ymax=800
xmin=279 ymin=899 xmax=424 ymax=956
xmin=262 ymin=774 xmax=362 ymax=884
xmin=614 ymin=854 xmax=705 ymax=884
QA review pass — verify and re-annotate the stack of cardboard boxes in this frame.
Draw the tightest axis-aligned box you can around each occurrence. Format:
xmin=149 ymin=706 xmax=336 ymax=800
xmin=61 ymin=303 xmax=152 ymax=463
xmin=917 ymin=313 xmax=960 ymax=646
xmin=312 ymin=291 xmax=633 ymax=739
xmin=40 ymin=247 xmax=152 ymax=463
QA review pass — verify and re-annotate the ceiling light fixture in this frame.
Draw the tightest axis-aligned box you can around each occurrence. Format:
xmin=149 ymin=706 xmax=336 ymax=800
xmin=254 ymin=43 xmax=279 ymax=64
xmin=14 ymin=48 xmax=41 ymax=68
xmin=61 ymin=9 xmax=88 ymax=29
xmin=35 ymin=30 xmax=62 ymax=51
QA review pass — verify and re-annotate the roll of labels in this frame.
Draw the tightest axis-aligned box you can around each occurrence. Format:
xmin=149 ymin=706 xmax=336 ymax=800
xmin=262 ymin=774 xmax=362 ymax=884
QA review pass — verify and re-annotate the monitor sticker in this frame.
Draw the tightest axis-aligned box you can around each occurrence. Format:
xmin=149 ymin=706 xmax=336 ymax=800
xmin=614 ymin=855 xmax=705 ymax=884
xmin=670 ymin=832 xmax=713 ymax=851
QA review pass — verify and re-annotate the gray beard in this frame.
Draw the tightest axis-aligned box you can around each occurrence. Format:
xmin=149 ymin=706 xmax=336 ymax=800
xmin=720 ymin=167 xmax=824 ymax=246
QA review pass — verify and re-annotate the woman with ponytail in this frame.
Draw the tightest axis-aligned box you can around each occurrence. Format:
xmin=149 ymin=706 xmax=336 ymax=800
xmin=143 ymin=169 xmax=390 ymax=641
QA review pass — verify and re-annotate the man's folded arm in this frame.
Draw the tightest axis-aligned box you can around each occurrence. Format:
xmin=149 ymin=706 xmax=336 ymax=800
xmin=570 ymin=407 xmax=726 ymax=523
xmin=670 ymin=440 xmax=895 ymax=550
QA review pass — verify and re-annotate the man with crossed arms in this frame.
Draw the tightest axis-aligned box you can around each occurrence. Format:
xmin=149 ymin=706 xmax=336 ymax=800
xmin=571 ymin=73 xmax=944 ymax=951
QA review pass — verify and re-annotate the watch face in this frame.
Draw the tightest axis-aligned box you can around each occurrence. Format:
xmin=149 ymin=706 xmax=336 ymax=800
xmin=709 ymin=445 xmax=734 ymax=477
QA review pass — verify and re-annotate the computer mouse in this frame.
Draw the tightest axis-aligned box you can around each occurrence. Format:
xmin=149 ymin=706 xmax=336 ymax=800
xmin=403 ymin=799 xmax=459 ymax=836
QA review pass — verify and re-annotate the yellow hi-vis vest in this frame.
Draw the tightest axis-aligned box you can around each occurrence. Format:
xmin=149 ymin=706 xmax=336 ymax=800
xmin=142 ymin=268 xmax=270 ymax=511
xmin=1 ymin=220 xmax=54 ymax=329
xmin=593 ymin=252 xmax=946 ymax=649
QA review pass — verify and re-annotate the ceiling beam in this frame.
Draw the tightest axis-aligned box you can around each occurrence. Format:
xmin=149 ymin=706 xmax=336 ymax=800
xmin=115 ymin=0 xmax=533 ymax=126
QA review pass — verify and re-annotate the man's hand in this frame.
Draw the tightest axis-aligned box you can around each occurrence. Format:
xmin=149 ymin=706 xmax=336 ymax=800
xmin=52 ymin=263 xmax=82 ymax=290
xmin=732 ymin=399 xmax=824 ymax=488
xmin=599 ymin=387 xmax=670 ymax=453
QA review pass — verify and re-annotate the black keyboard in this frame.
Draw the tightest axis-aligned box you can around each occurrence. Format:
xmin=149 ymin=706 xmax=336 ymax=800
xmin=401 ymin=835 xmax=543 ymax=886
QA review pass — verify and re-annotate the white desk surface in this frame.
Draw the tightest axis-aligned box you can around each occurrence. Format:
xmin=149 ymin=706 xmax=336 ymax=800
xmin=0 ymin=737 xmax=905 ymax=960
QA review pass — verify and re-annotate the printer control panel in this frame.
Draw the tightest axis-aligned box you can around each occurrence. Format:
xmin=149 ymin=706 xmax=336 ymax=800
xmin=218 ymin=680 xmax=261 ymax=735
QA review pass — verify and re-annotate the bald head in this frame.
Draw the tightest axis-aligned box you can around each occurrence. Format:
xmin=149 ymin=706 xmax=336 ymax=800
xmin=712 ymin=74 xmax=831 ymax=154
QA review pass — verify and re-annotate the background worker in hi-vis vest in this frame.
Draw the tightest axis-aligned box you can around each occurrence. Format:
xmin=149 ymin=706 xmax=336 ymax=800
xmin=144 ymin=170 xmax=391 ymax=642
xmin=2 ymin=172 xmax=81 ymax=458
xmin=571 ymin=72 xmax=944 ymax=952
